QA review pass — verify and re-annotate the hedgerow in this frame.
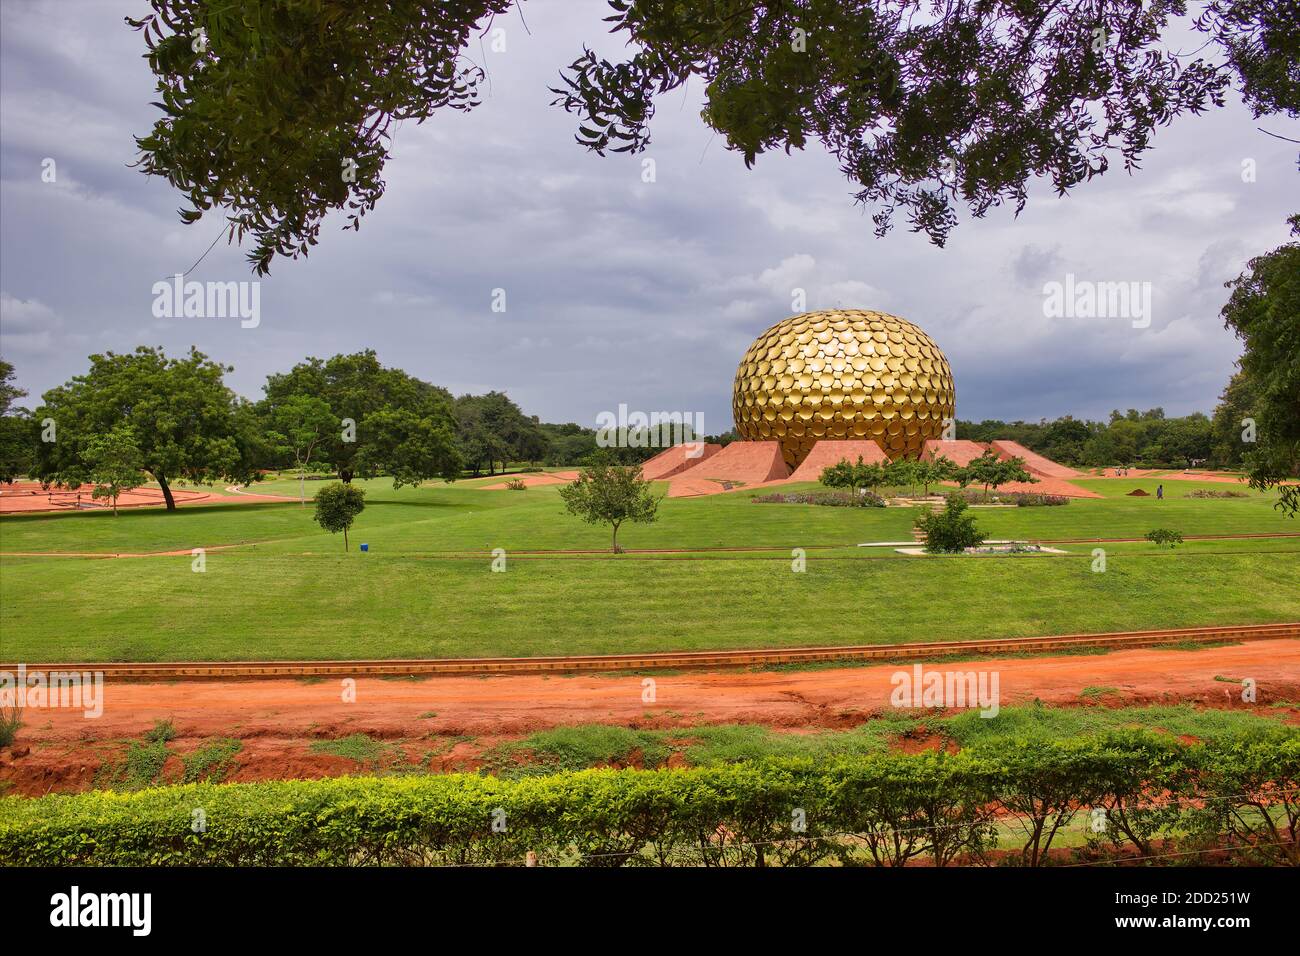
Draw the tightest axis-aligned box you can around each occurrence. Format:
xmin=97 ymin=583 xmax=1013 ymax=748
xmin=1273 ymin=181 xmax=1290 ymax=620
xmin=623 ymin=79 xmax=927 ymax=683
xmin=1 ymin=728 xmax=1296 ymax=866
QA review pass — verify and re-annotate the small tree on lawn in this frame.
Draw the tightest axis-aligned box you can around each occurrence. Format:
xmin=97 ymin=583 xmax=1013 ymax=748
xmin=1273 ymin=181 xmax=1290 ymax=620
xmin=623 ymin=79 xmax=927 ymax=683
xmin=558 ymin=453 xmax=661 ymax=553
xmin=83 ymin=425 xmax=144 ymax=516
xmin=959 ymin=450 xmax=1037 ymax=494
xmin=1145 ymin=528 xmax=1183 ymax=549
xmin=313 ymin=482 xmax=366 ymax=552
xmin=915 ymin=454 xmax=957 ymax=496
xmin=884 ymin=457 xmax=919 ymax=495
xmin=820 ymin=456 xmax=887 ymax=496
xmin=915 ymin=495 xmax=986 ymax=553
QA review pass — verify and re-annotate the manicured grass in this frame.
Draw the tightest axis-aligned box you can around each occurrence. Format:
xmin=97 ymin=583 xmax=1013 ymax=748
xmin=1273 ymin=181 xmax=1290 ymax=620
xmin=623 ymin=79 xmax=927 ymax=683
xmin=2 ymin=475 xmax=1295 ymax=662
xmin=2 ymin=476 xmax=1293 ymax=557
xmin=1069 ymin=477 xmax=1257 ymax=498
xmin=2 ymin=546 xmax=1297 ymax=661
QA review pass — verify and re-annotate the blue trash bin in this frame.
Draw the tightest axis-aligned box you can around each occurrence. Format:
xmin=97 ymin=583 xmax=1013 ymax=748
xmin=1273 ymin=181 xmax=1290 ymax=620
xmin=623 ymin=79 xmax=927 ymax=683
xmin=360 ymin=543 xmax=369 ymax=552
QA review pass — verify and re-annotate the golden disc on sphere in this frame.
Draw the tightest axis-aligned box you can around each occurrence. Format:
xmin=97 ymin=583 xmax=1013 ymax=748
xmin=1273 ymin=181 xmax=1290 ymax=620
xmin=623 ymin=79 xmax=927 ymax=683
xmin=733 ymin=310 xmax=956 ymax=468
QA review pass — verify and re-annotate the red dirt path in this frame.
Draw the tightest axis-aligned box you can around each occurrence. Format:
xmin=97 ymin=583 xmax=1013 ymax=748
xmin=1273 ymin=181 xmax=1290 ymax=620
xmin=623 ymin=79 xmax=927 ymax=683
xmin=0 ymin=482 xmax=297 ymax=514
xmin=3 ymin=640 xmax=1296 ymax=795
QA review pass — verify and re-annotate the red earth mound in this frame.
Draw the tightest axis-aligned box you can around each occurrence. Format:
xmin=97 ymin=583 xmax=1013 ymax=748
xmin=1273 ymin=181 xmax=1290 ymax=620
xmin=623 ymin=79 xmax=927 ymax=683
xmin=786 ymin=439 xmax=890 ymax=482
xmin=922 ymin=439 xmax=988 ymax=467
xmin=989 ymin=440 xmax=1081 ymax=478
xmin=667 ymin=441 xmax=791 ymax=497
xmin=640 ymin=443 xmax=722 ymax=480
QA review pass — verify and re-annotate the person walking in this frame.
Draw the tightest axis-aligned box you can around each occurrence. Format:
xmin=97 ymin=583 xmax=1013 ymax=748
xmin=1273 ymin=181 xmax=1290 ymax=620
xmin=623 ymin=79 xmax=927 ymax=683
xmin=1156 ymin=484 xmax=1163 ymax=500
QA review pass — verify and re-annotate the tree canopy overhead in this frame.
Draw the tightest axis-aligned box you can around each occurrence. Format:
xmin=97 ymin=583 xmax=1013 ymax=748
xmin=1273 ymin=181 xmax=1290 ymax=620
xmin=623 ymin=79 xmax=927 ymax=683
xmin=1220 ymin=214 xmax=1300 ymax=515
xmin=127 ymin=1 xmax=1298 ymax=272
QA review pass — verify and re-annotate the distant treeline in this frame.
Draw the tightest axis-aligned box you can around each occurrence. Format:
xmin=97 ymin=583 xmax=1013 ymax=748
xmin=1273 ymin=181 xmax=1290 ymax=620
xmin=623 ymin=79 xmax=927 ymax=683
xmin=957 ymin=402 xmax=1245 ymax=470
xmin=0 ymin=347 xmax=1261 ymax=505
xmin=0 ymin=350 xmax=735 ymax=503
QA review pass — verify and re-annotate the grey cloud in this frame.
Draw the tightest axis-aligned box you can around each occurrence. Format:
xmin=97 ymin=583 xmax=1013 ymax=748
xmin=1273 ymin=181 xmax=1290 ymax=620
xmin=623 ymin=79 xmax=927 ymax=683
xmin=1 ymin=0 xmax=1296 ymax=434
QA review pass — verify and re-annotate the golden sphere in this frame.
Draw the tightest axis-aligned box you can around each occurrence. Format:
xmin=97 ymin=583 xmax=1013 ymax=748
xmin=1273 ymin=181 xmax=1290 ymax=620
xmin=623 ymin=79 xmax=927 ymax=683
xmin=732 ymin=309 xmax=956 ymax=468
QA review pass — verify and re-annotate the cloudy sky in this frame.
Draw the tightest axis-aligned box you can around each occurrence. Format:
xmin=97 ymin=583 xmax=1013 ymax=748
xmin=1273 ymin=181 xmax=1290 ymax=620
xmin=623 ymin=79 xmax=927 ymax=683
xmin=1 ymin=0 xmax=1296 ymax=434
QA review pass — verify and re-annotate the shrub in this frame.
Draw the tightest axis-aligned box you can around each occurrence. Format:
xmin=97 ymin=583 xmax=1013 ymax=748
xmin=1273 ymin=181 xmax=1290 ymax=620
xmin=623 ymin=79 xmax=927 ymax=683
xmin=1012 ymin=493 xmax=1069 ymax=507
xmin=1144 ymin=528 xmax=1184 ymax=548
xmin=1181 ymin=730 xmax=1300 ymax=865
xmin=0 ymin=704 xmax=20 ymax=749
xmin=145 ymin=719 xmax=177 ymax=744
xmin=950 ymin=490 xmax=1068 ymax=506
xmin=182 ymin=739 xmax=243 ymax=784
xmin=915 ymin=496 xmax=986 ymax=553
xmin=504 ymin=478 xmax=527 ymax=491
xmin=2 ymin=728 xmax=1296 ymax=867
xmin=1187 ymin=489 xmax=1247 ymax=498
xmin=751 ymin=491 xmax=885 ymax=508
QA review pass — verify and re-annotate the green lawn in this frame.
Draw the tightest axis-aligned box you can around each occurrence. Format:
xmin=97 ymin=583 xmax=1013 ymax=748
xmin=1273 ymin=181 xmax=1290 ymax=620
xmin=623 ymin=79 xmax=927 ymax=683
xmin=1 ymin=476 xmax=1296 ymax=662
xmin=2 ymin=546 xmax=1297 ymax=661
xmin=1 ymin=476 xmax=1293 ymax=555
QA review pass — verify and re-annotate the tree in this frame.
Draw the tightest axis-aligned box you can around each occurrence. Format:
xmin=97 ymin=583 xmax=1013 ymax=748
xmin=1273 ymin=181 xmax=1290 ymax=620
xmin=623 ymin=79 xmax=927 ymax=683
xmin=915 ymin=496 xmax=986 ymax=554
xmin=264 ymin=395 xmax=336 ymax=505
xmin=883 ymin=457 xmax=918 ymax=494
xmin=1220 ymin=215 xmax=1300 ymax=516
xmin=820 ymin=456 xmax=886 ymax=496
xmin=263 ymin=351 xmax=460 ymax=486
xmin=1149 ymin=413 xmax=1214 ymax=468
xmin=959 ymin=451 xmax=1036 ymax=494
xmin=454 ymin=391 xmax=545 ymax=475
xmin=1209 ymin=371 xmax=1257 ymax=468
xmin=313 ymin=482 xmax=366 ymax=552
xmin=1145 ymin=528 xmax=1184 ymax=549
xmin=359 ymin=407 xmax=462 ymax=489
xmin=127 ymin=2 xmax=1296 ymax=272
xmin=914 ymin=454 xmax=957 ymax=496
xmin=30 ymin=347 xmax=256 ymax=510
xmin=0 ymin=358 xmax=32 ymax=483
xmin=83 ymin=425 xmax=144 ymax=516
xmin=558 ymin=454 xmax=661 ymax=553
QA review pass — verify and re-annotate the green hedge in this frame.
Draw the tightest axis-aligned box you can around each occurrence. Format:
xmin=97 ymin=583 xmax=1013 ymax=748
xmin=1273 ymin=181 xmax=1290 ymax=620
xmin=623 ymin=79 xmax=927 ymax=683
xmin=2 ymin=729 xmax=1296 ymax=866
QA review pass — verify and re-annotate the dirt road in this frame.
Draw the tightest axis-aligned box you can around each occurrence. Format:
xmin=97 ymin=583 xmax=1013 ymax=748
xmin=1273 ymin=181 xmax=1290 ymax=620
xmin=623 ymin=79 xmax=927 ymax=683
xmin=3 ymin=640 xmax=1296 ymax=795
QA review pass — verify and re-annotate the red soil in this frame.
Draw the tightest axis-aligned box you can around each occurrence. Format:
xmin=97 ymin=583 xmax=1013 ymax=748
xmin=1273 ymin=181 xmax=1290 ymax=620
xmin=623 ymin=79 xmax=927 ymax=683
xmin=0 ymin=482 xmax=212 ymax=514
xmin=989 ymin=440 xmax=1082 ymax=478
xmin=939 ymin=476 xmax=1103 ymax=499
xmin=667 ymin=441 xmax=791 ymax=497
xmin=0 ymin=482 xmax=302 ymax=514
xmin=3 ymin=640 xmax=1296 ymax=795
xmin=1096 ymin=468 xmax=1162 ymax=478
xmin=922 ymin=439 xmax=988 ymax=467
xmin=640 ymin=443 xmax=722 ymax=480
xmin=1158 ymin=472 xmax=1255 ymax=485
